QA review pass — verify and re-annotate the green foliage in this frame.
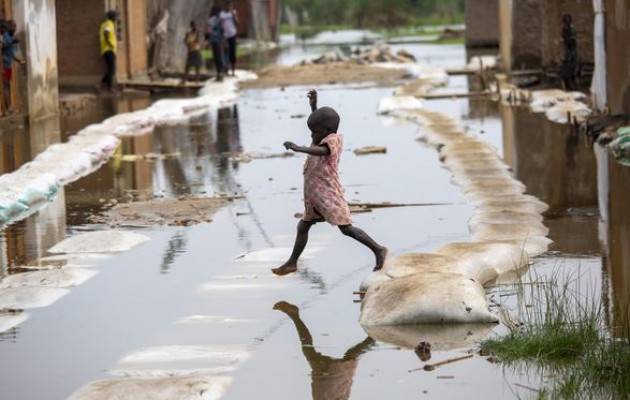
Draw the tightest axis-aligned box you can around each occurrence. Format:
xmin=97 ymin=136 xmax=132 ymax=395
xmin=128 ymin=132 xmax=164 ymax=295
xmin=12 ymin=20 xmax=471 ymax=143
xmin=283 ymin=0 xmax=465 ymax=29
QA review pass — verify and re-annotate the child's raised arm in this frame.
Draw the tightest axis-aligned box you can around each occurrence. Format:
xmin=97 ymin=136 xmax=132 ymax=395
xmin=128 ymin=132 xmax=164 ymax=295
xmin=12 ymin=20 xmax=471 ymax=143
xmin=307 ymin=90 xmax=317 ymax=112
xmin=283 ymin=141 xmax=330 ymax=156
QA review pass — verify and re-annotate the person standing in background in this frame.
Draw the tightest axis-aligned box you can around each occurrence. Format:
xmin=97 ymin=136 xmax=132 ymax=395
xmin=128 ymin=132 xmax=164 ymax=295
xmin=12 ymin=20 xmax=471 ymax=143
xmin=184 ymin=21 xmax=202 ymax=82
xmin=2 ymin=20 xmax=24 ymax=116
xmin=99 ymin=10 xmax=118 ymax=92
xmin=207 ymin=5 xmax=224 ymax=81
xmin=219 ymin=0 xmax=238 ymax=76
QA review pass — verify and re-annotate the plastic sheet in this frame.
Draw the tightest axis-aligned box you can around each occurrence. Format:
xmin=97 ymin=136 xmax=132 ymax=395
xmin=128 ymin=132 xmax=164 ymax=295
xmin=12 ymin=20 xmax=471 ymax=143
xmin=49 ymin=230 xmax=151 ymax=254
xmin=611 ymin=127 xmax=630 ymax=167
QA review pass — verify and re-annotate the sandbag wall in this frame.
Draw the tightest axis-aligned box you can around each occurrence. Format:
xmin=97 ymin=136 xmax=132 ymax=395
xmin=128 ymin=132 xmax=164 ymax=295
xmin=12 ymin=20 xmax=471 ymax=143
xmin=0 ymin=73 xmax=257 ymax=226
xmin=359 ymin=93 xmax=553 ymax=326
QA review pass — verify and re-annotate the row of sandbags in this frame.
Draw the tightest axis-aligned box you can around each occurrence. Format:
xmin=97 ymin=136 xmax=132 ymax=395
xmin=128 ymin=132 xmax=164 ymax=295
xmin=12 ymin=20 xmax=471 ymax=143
xmin=362 ymin=99 xmax=552 ymax=326
xmin=0 ymin=72 xmax=257 ymax=226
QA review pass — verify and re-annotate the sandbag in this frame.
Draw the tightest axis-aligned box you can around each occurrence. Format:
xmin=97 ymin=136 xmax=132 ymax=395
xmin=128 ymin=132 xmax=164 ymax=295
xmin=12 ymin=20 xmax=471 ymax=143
xmin=471 ymin=222 xmax=549 ymax=241
xmin=0 ymin=311 xmax=29 ymax=333
xmin=377 ymin=96 xmax=423 ymax=115
xmin=359 ymin=272 xmax=498 ymax=325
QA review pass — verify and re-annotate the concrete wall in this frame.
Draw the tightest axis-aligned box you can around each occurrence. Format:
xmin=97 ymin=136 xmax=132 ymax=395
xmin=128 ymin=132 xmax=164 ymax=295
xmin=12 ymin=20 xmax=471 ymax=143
xmin=605 ymin=0 xmax=630 ymax=114
xmin=498 ymin=0 xmax=594 ymax=71
xmin=465 ymin=0 xmax=499 ymax=48
xmin=12 ymin=0 xmax=59 ymax=123
xmin=56 ymin=0 xmax=148 ymax=87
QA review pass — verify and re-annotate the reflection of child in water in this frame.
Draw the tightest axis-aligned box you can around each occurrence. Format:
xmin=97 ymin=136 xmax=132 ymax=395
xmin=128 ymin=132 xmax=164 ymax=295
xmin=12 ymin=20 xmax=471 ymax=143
xmin=272 ymin=90 xmax=387 ymax=276
xmin=274 ymin=301 xmax=374 ymax=400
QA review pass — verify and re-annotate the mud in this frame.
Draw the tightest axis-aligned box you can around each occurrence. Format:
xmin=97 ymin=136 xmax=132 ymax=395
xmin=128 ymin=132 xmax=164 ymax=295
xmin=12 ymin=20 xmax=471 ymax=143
xmin=89 ymin=197 xmax=231 ymax=227
xmin=241 ymin=63 xmax=409 ymax=89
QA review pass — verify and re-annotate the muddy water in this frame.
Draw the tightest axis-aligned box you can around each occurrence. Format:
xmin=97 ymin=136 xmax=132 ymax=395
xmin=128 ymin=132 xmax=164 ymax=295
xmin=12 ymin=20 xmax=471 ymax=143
xmin=0 ymin=41 xmax=627 ymax=400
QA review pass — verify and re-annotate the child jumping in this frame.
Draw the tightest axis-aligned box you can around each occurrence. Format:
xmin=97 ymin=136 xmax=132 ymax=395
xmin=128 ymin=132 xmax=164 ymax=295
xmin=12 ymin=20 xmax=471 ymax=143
xmin=272 ymin=90 xmax=387 ymax=276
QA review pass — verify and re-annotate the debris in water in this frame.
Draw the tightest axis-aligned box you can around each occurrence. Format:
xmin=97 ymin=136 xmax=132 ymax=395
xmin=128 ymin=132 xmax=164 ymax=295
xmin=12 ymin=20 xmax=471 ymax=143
xmin=89 ymin=197 xmax=231 ymax=227
xmin=229 ymin=152 xmax=295 ymax=163
xmin=420 ymin=354 xmax=473 ymax=372
xmin=354 ymin=146 xmax=387 ymax=155
xmin=414 ymin=342 xmax=432 ymax=361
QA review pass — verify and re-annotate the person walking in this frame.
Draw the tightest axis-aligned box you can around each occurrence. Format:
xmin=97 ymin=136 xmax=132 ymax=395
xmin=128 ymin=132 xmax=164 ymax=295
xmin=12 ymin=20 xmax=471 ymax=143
xmin=207 ymin=5 xmax=225 ymax=81
xmin=99 ymin=10 xmax=118 ymax=92
xmin=219 ymin=0 xmax=238 ymax=76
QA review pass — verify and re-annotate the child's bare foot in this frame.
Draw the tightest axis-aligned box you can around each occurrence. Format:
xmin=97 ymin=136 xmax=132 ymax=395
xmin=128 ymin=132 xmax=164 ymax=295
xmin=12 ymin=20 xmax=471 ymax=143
xmin=374 ymin=247 xmax=388 ymax=271
xmin=272 ymin=262 xmax=298 ymax=276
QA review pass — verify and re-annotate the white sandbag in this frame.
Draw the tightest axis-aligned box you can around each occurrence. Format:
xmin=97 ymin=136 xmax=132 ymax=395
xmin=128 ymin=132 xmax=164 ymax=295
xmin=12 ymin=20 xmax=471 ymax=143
xmin=359 ymin=270 xmax=391 ymax=292
xmin=471 ymin=222 xmax=549 ymax=241
xmin=377 ymin=96 xmax=423 ymax=115
xmin=0 ymin=311 xmax=29 ymax=333
xmin=363 ymin=322 xmax=494 ymax=350
xmin=437 ymin=242 xmax=529 ymax=283
xmin=0 ymin=286 xmax=69 ymax=309
xmin=529 ymin=90 xmax=586 ymax=113
xmin=383 ymin=253 xmax=460 ymax=279
xmin=38 ymin=253 xmax=111 ymax=266
xmin=67 ymin=375 xmax=232 ymax=400
xmin=0 ymin=268 xmax=97 ymax=288
xmin=545 ymin=101 xmax=592 ymax=124
xmin=360 ymin=272 xmax=498 ymax=325
xmin=49 ymin=230 xmax=151 ymax=254
xmin=473 ymin=194 xmax=549 ymax=213
xmin=466 ymin=55 xmax=497 ymax=71
xmin=492 ymin=236 xmax=553 ymax=258
xmin=469 ymin=210 xmax=543 ymax=228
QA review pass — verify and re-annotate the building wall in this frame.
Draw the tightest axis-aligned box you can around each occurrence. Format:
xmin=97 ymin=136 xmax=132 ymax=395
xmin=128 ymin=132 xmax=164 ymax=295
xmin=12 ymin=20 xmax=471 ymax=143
xmin=605 ymin=0 xmax=630 ymax=114
xmin=541 ymin=0 xmax=594 ymax=70
xmin=12 ymin=0 xmax=59 ymax=122
xmin=498 ymin=0 xmax=594 ymax=72
xmin=56 ymin=0 xmax=147 ymax=87
xmin=465 ymin=0 xmax=499 ymax=48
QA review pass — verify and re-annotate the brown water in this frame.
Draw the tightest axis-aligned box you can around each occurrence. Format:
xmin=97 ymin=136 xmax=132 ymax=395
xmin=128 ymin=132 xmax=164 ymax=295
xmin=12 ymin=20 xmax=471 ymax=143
xmin=0 ymin=42 xmax=627 ymax=399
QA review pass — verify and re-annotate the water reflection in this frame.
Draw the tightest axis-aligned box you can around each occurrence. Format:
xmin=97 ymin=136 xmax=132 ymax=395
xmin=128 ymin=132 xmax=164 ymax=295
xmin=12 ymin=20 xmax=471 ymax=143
xmin=273 ymin=301 xmax=374 ymax=400
xmin=160 ymin=230 xmax=187 ymax=274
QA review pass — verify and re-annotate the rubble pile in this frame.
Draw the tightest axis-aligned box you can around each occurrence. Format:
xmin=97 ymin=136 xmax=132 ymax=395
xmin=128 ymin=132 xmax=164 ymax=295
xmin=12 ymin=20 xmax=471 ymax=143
xmin=304 ymin=45 xmax=416 ymax=65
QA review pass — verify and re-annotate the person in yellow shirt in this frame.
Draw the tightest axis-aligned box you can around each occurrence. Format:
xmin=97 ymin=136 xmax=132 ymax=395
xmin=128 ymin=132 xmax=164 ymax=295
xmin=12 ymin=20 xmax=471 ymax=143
xmin=99 ymin=10 xmax=118 ymax=91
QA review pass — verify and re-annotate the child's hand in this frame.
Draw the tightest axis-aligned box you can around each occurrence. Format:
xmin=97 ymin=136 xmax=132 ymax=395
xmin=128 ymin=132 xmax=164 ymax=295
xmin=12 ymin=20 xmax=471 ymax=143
xmin=283 ymin=141 xmax=298 ymax=151
xmin=307 ymin=90 xmax=317 ymax=111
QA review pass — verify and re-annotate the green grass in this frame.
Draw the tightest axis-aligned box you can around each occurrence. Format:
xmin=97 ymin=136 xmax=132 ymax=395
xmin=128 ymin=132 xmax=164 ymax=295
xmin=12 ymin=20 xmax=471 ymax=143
xmin=480 ymin=271 xmax=630 ymax=399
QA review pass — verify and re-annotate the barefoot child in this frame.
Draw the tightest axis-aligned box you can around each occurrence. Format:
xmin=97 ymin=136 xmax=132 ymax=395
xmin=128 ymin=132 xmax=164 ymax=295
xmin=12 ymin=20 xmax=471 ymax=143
xmin=272 ymin=90 xmax=387 ymax=276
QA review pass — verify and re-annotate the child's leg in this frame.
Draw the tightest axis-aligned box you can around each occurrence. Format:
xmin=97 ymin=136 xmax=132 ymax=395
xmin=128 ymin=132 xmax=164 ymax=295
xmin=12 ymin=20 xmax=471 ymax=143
xmin=272 ymin=219 xmax=316 ymax=275
xmin=338 ymin=225 xmax=388 ymax=271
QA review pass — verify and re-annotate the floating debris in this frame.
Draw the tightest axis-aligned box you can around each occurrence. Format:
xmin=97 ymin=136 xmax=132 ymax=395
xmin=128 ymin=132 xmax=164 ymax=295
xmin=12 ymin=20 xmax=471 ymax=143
xmin=354 ymin=146 xmax=387 ymax=155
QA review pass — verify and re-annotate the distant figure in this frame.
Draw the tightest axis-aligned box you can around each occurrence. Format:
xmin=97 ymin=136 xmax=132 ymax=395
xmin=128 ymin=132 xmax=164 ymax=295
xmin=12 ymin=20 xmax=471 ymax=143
xmin=274 ymin=301 xmax=374 ymax=400
xmin=207 ymin=5 xmax=225 ymax=81
xmin=272 ymin=90 xmax=388 ymax=276
xmin=184 ymin=21 xmax=202 ymax=82
xmin=99 ymin=10 xmax=118 ymax=92
xmin=219 ymin=0 xmax=238 ymax=76
xmin=2 ymin=20 xmax=24 ymax=115
xmin=560 ymin=13 xmax=579 ymax=91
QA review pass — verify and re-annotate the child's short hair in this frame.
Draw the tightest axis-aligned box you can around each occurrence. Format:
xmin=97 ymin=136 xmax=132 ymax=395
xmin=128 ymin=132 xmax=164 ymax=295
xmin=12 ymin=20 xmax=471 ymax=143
xmin=307 ymin=107 xmax=340 ymax=133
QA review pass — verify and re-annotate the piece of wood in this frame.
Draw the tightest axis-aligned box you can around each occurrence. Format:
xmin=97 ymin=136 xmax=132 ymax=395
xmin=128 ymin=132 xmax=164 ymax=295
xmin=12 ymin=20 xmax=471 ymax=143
xmin=416 ymin=91 xmax=490 ymax=100
xmin=347 ymin=201 xmax=451 ymax=209
xmin=409 ymin=354 xmax=473 ymax=372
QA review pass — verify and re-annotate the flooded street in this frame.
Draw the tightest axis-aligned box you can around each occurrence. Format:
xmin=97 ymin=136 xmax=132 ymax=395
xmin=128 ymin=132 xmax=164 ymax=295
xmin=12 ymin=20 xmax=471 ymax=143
xmin=0 ymin=38 xmax=627 ymax=400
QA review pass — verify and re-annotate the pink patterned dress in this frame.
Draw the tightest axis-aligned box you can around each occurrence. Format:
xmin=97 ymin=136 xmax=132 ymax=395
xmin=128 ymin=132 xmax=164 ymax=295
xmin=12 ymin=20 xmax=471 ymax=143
xmin=303 ymin=133 xmax=352 ymax=226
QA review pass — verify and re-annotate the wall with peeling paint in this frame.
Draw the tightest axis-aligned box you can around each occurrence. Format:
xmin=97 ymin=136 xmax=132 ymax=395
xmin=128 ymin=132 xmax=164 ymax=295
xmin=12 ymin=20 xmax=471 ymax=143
xmin=12 ymin=0 xmax=60 ymax=123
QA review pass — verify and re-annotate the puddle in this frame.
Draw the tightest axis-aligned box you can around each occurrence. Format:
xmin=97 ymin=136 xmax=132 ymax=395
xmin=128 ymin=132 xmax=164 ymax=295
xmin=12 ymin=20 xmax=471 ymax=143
xmin=0 ymin=39 xmax=627 ymax=400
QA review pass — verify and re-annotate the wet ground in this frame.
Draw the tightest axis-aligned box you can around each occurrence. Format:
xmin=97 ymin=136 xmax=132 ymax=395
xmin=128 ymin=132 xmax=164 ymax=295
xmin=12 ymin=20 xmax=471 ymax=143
xmin=0 ymin=37 xmax=627 ymax=399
